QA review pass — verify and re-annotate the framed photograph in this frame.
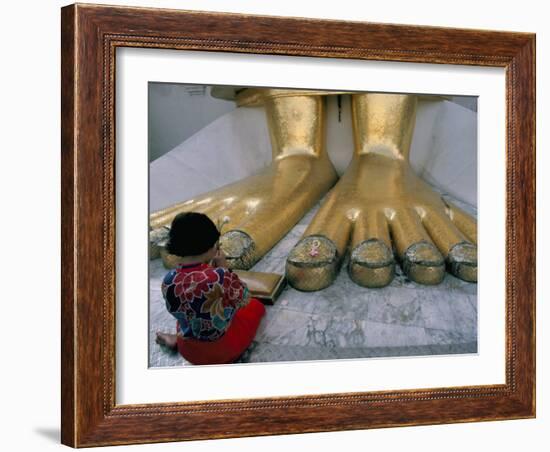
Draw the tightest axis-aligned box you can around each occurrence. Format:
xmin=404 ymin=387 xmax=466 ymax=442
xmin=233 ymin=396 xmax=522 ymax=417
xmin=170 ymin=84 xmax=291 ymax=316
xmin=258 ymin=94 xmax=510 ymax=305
xmin=61 ymin=3 xmax=535 ymax=447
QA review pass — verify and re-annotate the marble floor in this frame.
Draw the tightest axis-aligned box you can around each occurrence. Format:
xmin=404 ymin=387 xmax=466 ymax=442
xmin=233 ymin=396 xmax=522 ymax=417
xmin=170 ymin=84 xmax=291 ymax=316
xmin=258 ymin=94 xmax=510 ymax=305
xmin=149 ymin=193 xmax=478 ymax=368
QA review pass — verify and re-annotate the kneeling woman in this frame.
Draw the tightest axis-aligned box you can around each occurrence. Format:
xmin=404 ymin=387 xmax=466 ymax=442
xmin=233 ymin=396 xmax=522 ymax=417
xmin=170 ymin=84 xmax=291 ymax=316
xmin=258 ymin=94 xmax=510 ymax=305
xmin=155 ymin=212 xmax=266 ymax=365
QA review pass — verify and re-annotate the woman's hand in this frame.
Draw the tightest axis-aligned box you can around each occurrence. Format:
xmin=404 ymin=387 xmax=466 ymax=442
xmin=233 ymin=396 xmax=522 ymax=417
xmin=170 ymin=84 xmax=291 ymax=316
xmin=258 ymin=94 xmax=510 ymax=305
xmin=212 ymin=249 xmax=228 ymax=268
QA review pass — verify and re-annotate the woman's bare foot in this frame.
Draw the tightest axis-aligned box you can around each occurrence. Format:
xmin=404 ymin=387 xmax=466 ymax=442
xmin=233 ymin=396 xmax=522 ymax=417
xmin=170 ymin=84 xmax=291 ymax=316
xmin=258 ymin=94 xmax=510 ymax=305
xmin=155 ymin=332 xmax=178 ymax=351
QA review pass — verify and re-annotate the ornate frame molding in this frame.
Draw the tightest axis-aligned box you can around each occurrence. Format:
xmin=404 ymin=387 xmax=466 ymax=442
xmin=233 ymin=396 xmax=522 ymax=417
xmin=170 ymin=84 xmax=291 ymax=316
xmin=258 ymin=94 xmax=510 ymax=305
xmin=61 ymin=4 xmax=535 ymax=447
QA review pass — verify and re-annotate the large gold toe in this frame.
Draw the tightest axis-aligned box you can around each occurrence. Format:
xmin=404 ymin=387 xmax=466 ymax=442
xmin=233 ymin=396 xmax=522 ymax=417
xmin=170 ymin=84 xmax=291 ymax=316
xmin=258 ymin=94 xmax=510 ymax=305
xmin=220 ymin=230 xmax=256 ymax=269
xmin=349 ymin=239 xmax=394 ymax=288
xmin=402 ymin=241 xmax=445 ymax=285
xmin=286 ymin=236 xmax=339 ymax=291
xmin=448 ymin=242 xmax=477 ymax=282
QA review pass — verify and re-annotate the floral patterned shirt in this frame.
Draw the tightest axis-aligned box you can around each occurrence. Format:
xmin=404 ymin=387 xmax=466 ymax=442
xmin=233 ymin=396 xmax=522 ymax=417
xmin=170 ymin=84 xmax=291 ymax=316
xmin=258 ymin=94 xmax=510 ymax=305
xmin=161 ymin=263 xmax=250 ymax=341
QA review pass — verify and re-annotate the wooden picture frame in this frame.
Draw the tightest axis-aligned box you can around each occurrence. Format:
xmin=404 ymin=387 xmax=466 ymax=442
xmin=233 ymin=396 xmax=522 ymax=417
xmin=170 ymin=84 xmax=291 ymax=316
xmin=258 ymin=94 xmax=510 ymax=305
xmin=61 ymin=3 xmax=535 ymax=447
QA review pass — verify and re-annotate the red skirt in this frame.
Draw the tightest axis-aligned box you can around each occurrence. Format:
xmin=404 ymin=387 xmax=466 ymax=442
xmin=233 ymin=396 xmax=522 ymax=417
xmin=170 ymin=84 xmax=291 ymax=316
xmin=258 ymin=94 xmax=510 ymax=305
xmin=176 ymin=298 xmax=266 ymax=365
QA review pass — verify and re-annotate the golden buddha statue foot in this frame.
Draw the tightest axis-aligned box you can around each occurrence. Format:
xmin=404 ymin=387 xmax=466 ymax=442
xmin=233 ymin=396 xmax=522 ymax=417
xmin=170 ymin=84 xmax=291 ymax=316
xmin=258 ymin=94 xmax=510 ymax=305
xmin=286 ymin=93 xmax=477 ymax=291
xmin=150 ymin=89 xmax=338 ymax=269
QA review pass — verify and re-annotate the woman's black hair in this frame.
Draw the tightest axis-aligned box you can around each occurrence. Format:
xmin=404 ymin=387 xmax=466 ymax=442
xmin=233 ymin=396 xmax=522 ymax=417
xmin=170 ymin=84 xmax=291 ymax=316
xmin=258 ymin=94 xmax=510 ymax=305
xmin=166 ymin=212 xmax=220 ymax=257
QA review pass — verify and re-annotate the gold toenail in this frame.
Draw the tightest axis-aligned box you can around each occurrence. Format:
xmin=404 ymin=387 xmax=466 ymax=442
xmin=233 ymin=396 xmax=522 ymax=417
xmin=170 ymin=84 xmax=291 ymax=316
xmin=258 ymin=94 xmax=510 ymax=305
xmin=448 ymin=242 xmax=477 ymax=282
xmin=403 ymin=241 xmax=445 ymax=285
xmin=220 ymin=230 xmax=256 ymax=269
xmin=286 ymin=236 xmax=339 ymax=291
xmin=349 ymin=239 xmax=395 ymax=288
